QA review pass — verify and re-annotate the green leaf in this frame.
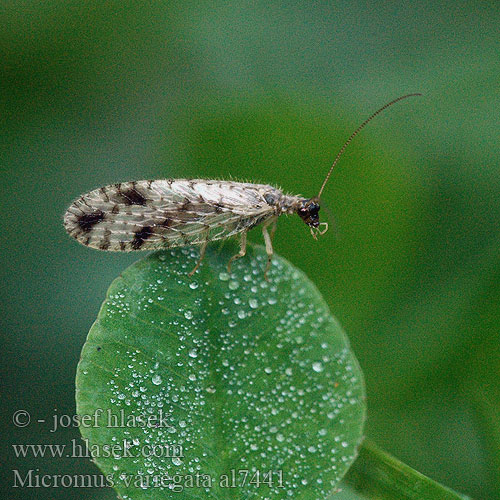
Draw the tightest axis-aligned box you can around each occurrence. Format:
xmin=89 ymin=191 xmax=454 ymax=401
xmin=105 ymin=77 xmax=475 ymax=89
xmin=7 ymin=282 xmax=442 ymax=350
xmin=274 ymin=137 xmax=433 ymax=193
xmin=76 ymin=242 xmax=366 ymax=499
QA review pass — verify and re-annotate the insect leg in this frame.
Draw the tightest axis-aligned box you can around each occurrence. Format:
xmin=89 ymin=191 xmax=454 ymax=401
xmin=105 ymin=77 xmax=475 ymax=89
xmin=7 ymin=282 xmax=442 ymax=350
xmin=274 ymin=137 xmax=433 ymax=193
xmin=227 ymin=231 xmax=248 ymax=272
xmin=262 ymin=217 xmax=277 ymax=280
xmin=269 ymin=217 xmax=277 ymax=241
xmin=188 ymin=233 xmax=209 ymax=276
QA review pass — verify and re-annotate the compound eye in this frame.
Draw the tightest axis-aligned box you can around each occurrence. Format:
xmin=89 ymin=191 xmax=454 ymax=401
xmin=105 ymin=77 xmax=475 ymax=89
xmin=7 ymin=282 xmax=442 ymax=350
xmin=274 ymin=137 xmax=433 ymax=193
xmin=309 ymin=203 xmax=320 ymax=215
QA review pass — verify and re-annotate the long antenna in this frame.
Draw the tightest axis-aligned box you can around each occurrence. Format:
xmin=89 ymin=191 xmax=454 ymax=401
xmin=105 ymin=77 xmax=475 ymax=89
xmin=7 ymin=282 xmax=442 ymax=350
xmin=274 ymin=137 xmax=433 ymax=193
xmin=317 ymin=93 xmax=422 ymax=199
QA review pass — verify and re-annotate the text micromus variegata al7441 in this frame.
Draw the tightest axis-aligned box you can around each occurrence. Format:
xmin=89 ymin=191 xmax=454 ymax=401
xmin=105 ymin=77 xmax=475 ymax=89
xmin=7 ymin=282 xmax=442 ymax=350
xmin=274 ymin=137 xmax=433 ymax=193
xmin=64 ymin=94 xmax=420 ymax=277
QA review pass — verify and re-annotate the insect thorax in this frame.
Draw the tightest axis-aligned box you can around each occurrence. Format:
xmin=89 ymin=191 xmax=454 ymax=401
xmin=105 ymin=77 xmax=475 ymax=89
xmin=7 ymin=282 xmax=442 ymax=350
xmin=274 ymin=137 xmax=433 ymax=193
xmin=269 ymin=190 xmax=320 ymax=229
xmin=263 ymin=190 xmax=303 ymax=215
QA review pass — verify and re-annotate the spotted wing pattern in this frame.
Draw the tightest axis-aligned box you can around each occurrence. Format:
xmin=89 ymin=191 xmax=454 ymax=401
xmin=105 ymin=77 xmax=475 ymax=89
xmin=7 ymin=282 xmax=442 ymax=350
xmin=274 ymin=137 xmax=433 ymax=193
xmin=64 ymin=179 xmax=280 ymax=251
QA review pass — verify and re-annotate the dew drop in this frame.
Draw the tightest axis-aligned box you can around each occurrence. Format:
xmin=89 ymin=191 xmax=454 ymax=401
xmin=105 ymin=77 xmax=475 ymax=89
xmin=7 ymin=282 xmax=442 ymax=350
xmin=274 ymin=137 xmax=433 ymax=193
xmin=152 ymin=374 xmax=162 ymax=385
xmin=312 ymin=362 xmax=324 ymax=372
xmin=228 ymin=280 xmax=240 ymax=290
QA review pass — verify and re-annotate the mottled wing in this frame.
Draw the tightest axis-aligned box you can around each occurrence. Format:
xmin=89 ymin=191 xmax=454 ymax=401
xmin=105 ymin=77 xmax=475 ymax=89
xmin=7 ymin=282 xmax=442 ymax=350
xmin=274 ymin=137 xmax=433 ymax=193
xmin=64 ymin=180 xmax=279 ymax=251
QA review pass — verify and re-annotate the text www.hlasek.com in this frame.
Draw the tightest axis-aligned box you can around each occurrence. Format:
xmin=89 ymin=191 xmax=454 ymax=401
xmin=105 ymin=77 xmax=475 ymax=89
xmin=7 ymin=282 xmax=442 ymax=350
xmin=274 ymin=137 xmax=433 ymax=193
xmin=13 ymin=469 xmax=285 ymax=491
xmin=12 ymin=438 xmax=182 ymax=459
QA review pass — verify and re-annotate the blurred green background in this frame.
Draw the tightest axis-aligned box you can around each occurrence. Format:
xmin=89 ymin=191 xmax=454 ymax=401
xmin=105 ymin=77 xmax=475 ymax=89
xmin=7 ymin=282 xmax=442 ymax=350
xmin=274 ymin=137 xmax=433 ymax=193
xmin=2 ymin=2 xmax=499 ymax=499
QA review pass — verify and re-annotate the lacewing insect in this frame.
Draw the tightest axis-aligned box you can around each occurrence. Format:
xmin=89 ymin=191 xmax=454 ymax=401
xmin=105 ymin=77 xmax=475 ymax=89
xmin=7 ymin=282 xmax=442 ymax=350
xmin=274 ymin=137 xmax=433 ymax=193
xmin=64 ymin=93 xmax=420 ymax=277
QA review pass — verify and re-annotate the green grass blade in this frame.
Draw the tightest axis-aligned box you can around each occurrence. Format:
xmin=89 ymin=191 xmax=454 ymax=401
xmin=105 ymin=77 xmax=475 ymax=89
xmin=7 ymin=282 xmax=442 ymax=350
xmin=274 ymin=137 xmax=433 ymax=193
xmin=343 ymin=439 xmax=471 ymax=500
